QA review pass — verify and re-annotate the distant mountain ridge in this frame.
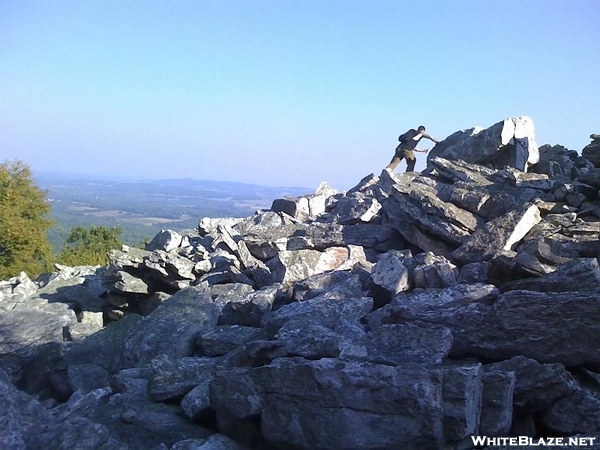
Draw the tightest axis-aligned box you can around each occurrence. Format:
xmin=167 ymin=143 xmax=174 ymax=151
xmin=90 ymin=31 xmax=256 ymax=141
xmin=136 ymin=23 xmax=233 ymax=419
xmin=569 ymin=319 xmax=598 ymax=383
xmin=35 ymin=173 xmax=312 ymax=250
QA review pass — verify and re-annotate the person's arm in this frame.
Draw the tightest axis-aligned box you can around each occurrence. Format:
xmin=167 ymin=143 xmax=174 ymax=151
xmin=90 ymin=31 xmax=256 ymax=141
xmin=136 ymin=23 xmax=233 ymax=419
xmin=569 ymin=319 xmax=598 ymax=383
xmin=422 ymin=133 xmax=439 ymax=143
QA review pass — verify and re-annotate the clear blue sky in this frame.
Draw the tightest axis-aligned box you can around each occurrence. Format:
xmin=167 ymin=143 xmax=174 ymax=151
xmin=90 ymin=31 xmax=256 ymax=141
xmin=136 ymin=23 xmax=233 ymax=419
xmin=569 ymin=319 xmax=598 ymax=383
xmin=1 ymin=1 xmax=598 ymax=189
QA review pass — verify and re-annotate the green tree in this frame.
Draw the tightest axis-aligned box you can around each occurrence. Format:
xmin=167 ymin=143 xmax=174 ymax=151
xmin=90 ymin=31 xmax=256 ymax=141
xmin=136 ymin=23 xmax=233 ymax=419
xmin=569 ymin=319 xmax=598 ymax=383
xmin=0 ymin=160 xmax=54 ymax=279
xmin=58 ymin=225 xmax=123 ymax=266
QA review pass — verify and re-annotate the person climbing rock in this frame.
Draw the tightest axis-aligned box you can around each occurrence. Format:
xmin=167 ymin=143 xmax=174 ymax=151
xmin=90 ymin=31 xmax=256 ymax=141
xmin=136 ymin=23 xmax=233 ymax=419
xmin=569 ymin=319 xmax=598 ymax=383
xmin=386 ymin=125 xmax=439 ymax=172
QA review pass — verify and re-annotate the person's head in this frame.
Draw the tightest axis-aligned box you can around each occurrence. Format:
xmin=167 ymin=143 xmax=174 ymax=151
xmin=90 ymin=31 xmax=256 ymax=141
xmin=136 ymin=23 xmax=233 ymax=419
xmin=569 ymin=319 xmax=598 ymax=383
xmin=417 ymin=125 xmax=426 ymax=133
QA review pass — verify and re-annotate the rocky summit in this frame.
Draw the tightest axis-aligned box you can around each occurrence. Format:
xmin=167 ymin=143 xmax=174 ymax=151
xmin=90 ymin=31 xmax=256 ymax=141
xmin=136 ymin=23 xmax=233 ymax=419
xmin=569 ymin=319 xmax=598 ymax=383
xmin=2 ymin=116 xmax=600 ymax=450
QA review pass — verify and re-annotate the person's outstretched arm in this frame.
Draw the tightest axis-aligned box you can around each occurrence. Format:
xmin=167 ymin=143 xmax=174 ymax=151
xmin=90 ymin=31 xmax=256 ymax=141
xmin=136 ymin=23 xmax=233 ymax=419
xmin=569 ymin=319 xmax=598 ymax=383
xmin=422 ymin=133 xmax=439 ymax=143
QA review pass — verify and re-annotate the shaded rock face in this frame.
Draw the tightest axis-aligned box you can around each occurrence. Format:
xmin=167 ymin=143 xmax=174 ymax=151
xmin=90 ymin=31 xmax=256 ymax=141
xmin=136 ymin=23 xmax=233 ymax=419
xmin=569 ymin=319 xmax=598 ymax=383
xmin=428 ymin=116 xmax=539 ymax=171
xmin=2 ymin=117 xmax=600 ymax=449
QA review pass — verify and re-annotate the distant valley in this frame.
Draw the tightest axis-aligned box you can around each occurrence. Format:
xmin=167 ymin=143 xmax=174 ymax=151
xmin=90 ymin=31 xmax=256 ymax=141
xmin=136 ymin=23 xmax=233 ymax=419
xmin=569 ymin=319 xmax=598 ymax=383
xmin=35 ymin=174 xmax=311 ymax=251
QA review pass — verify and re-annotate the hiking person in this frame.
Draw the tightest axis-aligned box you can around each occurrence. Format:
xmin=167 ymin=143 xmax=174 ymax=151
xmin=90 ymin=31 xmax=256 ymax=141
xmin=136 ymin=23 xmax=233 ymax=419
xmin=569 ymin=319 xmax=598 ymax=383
xmin=386 ymin=125 xmax=439 ymax=172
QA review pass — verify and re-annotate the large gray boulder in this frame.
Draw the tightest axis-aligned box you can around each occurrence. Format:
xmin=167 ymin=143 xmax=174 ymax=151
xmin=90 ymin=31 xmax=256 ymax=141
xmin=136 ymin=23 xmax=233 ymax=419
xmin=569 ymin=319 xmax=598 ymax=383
xmin=210 ymin=358 xmax=446 ymax=450
xmin=119 ymin=287 xmax=220 ymax=367
xmin=428 ymin=116 xmax=539 ymax=171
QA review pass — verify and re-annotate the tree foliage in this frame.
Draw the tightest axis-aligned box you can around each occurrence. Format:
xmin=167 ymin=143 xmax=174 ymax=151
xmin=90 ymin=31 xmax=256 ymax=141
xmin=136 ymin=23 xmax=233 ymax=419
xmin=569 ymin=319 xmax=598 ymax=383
xmin=58 ymin=225 xmax=123 ymax=266
xmin=0 ymin=160 xmax=54 ymax=279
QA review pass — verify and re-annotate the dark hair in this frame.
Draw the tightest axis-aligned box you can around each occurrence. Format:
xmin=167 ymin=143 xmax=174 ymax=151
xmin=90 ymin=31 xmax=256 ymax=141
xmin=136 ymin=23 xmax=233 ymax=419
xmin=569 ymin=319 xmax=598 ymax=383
xmin=418 ymin=125 xmax=426 ymax=131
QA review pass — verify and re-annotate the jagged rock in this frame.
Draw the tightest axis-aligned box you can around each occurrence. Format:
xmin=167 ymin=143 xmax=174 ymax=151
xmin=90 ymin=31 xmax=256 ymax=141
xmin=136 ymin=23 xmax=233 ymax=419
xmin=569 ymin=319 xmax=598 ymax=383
xmin=370 ymin=252 xmax=410 ymax=295
xmin=119 ymin=287 xmax=220 ymax=367
xmin=494 ymin=167 xmax=557 ymax=191
xmin=210 ymin=358 xmax=446 ymax=449
xmin=0 ymin=271 xmax=37 ymax=303
xmin=171 ymin=434 xmax=250 ymax=450
xmin=583 ymin=135 xmax=600 ymax=167
xmin=500 ymin=258 xmax=600 ymax=293
xmin=290 ymin=270 xmax=365 ymax=302
xmin=107 ymin=246 xmax=152 ymax=271
xmin=0 ymin=370 xmax=122 ymax=449
xmin=441 ymin=364 xmax=482 ymax=444
xmin=366 ymin=322 xmax=453 ymax=364
xmin=452 ymin=203 xmax=541 ymax=264
xmin=577 ymin=168 xmax=600 ymax=188
xmin=409 ymin=252 xmax=459 ymax=289
xmin=261 ymin=295 xmax=372 ymax=337
xmin=270 ymin=196 xmax=310 ymax=221
xmin=330 ymin=194 xmax=382 ymax=224
xmin=484 ymin=356 xmax=577 ymax=415
xmin=366 ymin=283 xmax=499 ymax=328
xmin=0 ymin=299 xmax=76 ymax=381
xmin=198 ymin=326 xmax=261 ymax=357
xmin=139 ymin=291 xmax=171 ymax=316
xmin=144 ymin=250 xmax=197 ymax=282
xmin=267 ymin=246 xmax=361 ymax=286
xmin=111 ymin=269 xmax=150 ymax=294
xmin=455 ymin=290 xmax=600 ymax=366
xmin=480 ymin=371 xmax=515 ymax=436
xmin=198 ymin=217 xmax=245 ymax=237
xmin=532 ymin=144 xmax=578 ymax=181
xmin=542 ymin=388 xmax=600 ymax=434
xmin=65 ymin=364 xmax=112 ymax=395
xmin=148 ymin=355 xmax=217 ymax=402
xmin=387 ymin=178 xmax=480 ymax=247
xmin=217 ymin=284 xmax=281 ymax=327
xmin=147 ymin=229 xmax=184 ymax=252
xmin=428 ymin=116 xmax=539 ymax=171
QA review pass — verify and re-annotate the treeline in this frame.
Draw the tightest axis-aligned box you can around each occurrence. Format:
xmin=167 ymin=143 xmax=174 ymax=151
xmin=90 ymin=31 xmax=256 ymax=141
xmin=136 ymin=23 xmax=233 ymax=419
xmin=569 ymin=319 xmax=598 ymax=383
xmin=0 ymin=161 xmax=127 ymax=279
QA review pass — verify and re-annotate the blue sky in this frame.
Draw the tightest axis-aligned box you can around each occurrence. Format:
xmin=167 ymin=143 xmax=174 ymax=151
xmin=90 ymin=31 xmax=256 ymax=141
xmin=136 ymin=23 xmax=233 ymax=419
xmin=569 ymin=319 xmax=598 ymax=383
xmin=1 ymin=1 xmax=598 ymax=189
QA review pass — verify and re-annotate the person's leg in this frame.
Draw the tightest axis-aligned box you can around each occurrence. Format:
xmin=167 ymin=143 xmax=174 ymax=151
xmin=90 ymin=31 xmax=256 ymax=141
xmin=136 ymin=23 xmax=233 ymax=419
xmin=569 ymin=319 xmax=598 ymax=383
xmin=386 ymin=156 xmax=402 ymax=170
xmin=404 ymin=150 xmax=416 ymax=172
xmin=386 ymin=145 xmax=404 ymax=170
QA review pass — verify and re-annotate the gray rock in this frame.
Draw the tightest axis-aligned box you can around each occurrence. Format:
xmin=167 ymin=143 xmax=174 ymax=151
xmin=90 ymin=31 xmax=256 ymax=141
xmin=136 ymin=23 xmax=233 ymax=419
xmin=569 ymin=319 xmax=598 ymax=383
xmin=452 ymin=203 xmax=541 ymax=264
xmin=267 ymin=247 xmax=360 ymax=286
xmin=428 ymin=116 xmax=539 ymax=171
xmin=501 ymin=258 xmax=600 ymax=293
xmin=210 ymin=358 xmax=445 ymax=450
xmin=146 ymin=229 xmax=184 ymax=252
xmin=290 ymin=270 xmax=365 ymax=302
xmin=198 ymin=326 xmax=262 ymax=357
xmin=217 ymin=284 xmax=281 ymax=327
xmin=480 ymin=371 xmax=515 ymax=436
xmin=370 ymin=252 xmax=410 ymax=295
xmin=583 ymin=139 xmax=600 ymax=167
xmin=485 ymin=356 xmax=577 ymax=415
xmin=366 ymin=323 xmax=453 ymax=364
xmin=171 ymin=434 xmax=249 ymax=450
xmin=261 ymin=296 xmax=372 ymax=337
xmin=271 ymin=196 xmax=310 ymax=221
xmin=542 ymin=388 xmax=600 ymax=434
xmin=330 ymin=194 xmax=382 ymax=224
xmin=66 ymin=363 xmax=112 ymax=395
xmin=148 ymin=355 xmax=217 ymax=402
xmin=411 ymin=252 xmax=459 ymax=289
xmin=119 ymin=287 xmax=220 ymax=367
xmin=441 ymin=364 xmax=482 ymax=444
xmin=0 ymin=301 xmax=76 ymax=381
xmin=111 ymin=270 xmax=150 ymax=294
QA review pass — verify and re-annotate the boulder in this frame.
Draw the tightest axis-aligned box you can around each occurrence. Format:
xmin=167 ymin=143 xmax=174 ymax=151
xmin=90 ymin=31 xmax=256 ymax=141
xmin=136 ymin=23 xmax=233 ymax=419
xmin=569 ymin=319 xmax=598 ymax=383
xmin=480 ymin=371 xmax=515 ymax=436
xmin=119 ymin=287 xmax=220 ymax=367
xmin=428 ymin=116 xmax=539 ymax=171
xmin=210 ymin=358 xmax=445 ymax=449
xmin=484 ymin=356 xmax=577 ymax=415
xmin=582 ymin=134 xmax=600 ymax=167
xmin=452 ymin=203 xmax=541 ymax=264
